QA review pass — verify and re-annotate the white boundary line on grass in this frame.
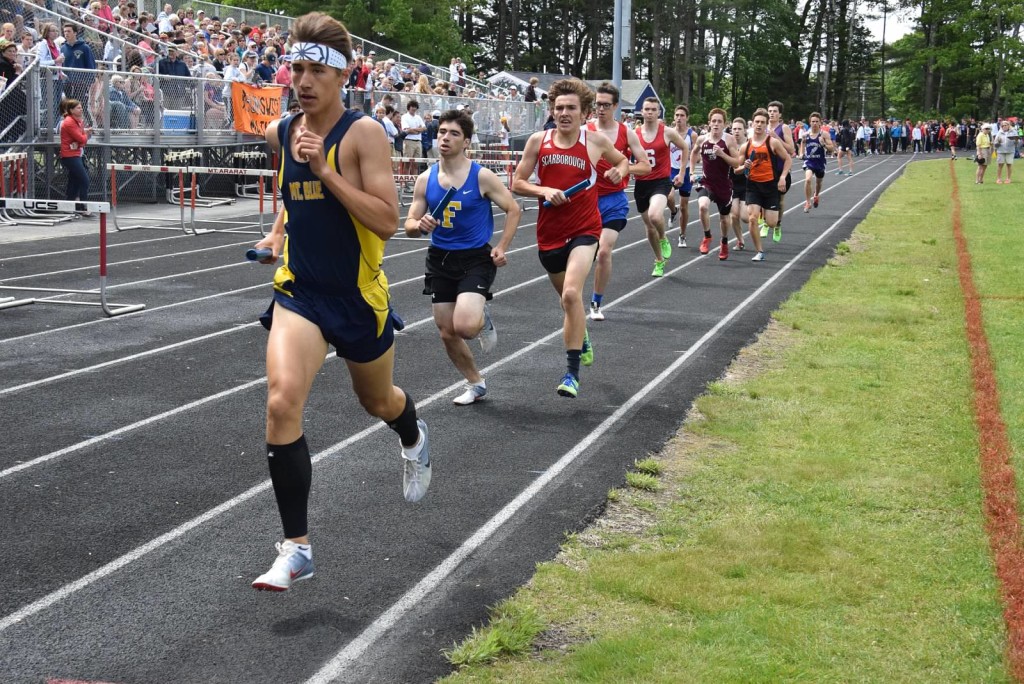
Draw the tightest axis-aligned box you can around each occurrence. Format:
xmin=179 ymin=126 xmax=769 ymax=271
xmin=303 ymin=156 xmax=914 ymax=683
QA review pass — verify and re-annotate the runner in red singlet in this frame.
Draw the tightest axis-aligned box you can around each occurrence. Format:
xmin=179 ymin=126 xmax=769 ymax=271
xmin=635 ymin=96 xmax=690 ymax=277
xmin=512 ymin=78 xmax=628 ymax=399
xmin=585 ymin=81 xmax=651 ymax=321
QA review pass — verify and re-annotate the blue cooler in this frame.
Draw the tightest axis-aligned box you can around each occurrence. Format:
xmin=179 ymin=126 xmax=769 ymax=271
xmin=162 ymin=110 xmax=196 ymax=134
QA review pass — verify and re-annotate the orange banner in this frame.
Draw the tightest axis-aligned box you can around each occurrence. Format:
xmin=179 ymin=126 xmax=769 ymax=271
xmin=231 ymin=82 xmax=285 ymax=136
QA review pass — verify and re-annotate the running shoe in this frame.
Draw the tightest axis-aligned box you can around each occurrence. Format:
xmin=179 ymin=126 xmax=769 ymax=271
xmin=677 ymin=235 xmax=687 ymax=248
xmin=758 ymin=218 xmax=769 ymax=238
xmin=252 ymin=540 xmax=315 ymax=592
xmin=735 ymin=240 xmax=745 ymax=251
xmin=402 ymin=419 xmax=431 ymax=503
xmin=659 ymin=238 xmax=672 ymax=260
xmin=699 ymin=236 xmax=711 ymax=254
xmin=581 ymin=330 xmax=593 ymax=366
xmin=813 ymin=195 xmax=820 ymax=208
xmin=651 ymin=260 xmax=665 ymax=277
xmin=751 ymin=251 xmax=766 ymax=262
xmin=719 ymin=241 xmax=729 ymax=261
xmin=847 ymin=171 xmax=854 ymax=176
xmin=556 ymin=373 xmax=579 ymax=398
xmin=803 ymin=200 xmax=810 ymax=213
xmin=478 ymin=305 xmax=497 ymax=352
xmin=453 ymin=383 xmax=487 ymax=406
xmin=773 ymin=225 xmax=782 ymax=243
xmin=834 ymin=169 xmax=843 ymax=176
xmin=589 ymin=301 xmax=605 ymax=321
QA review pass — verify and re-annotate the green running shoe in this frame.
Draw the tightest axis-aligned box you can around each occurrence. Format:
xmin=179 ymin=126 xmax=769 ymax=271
xmin=651 ymin=260 xmax=665 ymax=277
xmin=773 ymin=224 xmax=782 ymax=243
xmin=659 ymin=237 xmax=672 ymax=259
xmin=581 ymin=330 xmax=593 ymax=366
xmin=758 ymin=218 xmax=769 ymax=238
xmin=557 ymin=373 xmax=579 ymax=398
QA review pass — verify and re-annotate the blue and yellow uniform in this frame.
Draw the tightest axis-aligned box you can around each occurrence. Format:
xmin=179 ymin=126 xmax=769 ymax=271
xmin=260 ymin=110 xmax=397 ymax=362
xmin=422 ymin=161 xmax=498 ymax=303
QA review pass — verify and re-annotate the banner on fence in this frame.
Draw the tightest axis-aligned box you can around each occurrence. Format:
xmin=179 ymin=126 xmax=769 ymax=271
xmin=231 ymin=83 xmax=284 ymax=136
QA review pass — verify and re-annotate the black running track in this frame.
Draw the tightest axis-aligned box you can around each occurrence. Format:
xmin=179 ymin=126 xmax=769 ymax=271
xmin=0 ymin=154 xmax=914 ymax=683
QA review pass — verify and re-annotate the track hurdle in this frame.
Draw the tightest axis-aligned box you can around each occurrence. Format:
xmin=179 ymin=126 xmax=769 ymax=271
xmin=167 ymin=150 xmax=235 ymax=209
xmin=186 ymin=165 xmax=278 ymax=236
xmin=232 ymin=151 xmax=278 ymax=201
xmin=0 ymin=198 xmax=146 ymax=317
xmin=0 ymin=153 xmax=76 ymax=226
xmin=107 ymin=163 xmax=191 ymax=234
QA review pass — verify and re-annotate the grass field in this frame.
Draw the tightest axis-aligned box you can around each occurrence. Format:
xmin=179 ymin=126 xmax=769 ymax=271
xmin=440 ymin=158 xmax=1023 ymax=683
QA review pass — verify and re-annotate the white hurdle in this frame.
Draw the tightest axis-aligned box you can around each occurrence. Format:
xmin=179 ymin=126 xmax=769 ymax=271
xmin=108 ymin=163 xmax=192 ymax=234
xmin=0 ymin=153 xmax=76 ymax=226
xmin=0 ymin=198 xmax=146 ymax=317
xmin=186 ymin=165 xmax=278 ymax=236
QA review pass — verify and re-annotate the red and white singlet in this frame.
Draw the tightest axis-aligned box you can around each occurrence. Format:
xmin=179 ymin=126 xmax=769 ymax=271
xmin=536 ymin=128 xmax=601 ymax=251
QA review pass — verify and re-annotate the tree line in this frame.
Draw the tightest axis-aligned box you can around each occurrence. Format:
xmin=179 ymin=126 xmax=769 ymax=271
xmin=229 ymin=0 xmax=1022 ymax=121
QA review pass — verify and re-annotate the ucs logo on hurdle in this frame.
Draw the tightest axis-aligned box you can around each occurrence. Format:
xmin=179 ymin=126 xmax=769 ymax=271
xmin=0 ymin=199 xmax=93 ymax=212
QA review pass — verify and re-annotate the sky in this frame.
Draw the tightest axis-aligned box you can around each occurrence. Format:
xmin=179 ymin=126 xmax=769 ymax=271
xmin=864 ymin=5 xmax=918 ymax=44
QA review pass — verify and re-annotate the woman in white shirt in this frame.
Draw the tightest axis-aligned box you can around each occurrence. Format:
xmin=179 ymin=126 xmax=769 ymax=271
xmin=35 ymin=22 xmax=64 ymax=131
xmin=222 ymin=52 xmax=244 ymax=123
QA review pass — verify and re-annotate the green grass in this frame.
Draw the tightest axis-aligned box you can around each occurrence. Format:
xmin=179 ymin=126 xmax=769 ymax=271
xmin=441 ymin=159 xmax=1016 ymax=683
xmin=954 ymin=161 xmax=1024 ymax=516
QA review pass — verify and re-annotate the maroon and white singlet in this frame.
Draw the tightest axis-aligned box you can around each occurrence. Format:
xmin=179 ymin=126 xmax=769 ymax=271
xmin=698 ymin=137 xmax=733 ymax=201
xmin=536 ymin=128 xmax=601 ymax=251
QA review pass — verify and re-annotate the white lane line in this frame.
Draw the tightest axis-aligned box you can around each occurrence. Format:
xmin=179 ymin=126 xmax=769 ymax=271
xmin=0 ymin=158 xmax=906 ymax=637
xmin=304 ymin=155 xmax=914 ymax=683
xmin=0 ymin=324 xmax=259 ymax=398
xmin=0 ymin=378 xmax=268 ymax=481
xmin=0 ymin=238 xmax=257 ymax=282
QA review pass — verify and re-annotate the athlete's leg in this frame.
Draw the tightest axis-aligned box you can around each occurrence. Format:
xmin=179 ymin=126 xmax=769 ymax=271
xmin=433 ymin=298 xmax=483 ymax=384
xmin=264 ymin=305 xmax=329 ymax=546
xmin=593 ymin=227 xmax=620 ymax=302
xmin=747 ymin=202 xmax=765 ymax=254
xmin=548 ymin=242 xmax=598 ymax=351
xmin=804 ymin=169 xmax=814 ymax=208
xmin=646 ymin=192 xmax=668 ymax=249
xmin=266 ymin=306 xmax=329 ymax=445
xmin=730 ymin=199 xmax=745 ymax=246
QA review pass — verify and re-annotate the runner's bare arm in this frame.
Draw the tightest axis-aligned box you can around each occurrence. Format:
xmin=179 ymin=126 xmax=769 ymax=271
xmin=625 ymin=127 xmax=651 ymax=178
xmin=480 ymin=167 xmax=521 ymax=263
xmin=512 ymin=132 xmax=564 ymax=204
xmin=403 ymin=171 xmax=436 ymax=237
xmin=316 ymin=116 xmax=400 ymax=240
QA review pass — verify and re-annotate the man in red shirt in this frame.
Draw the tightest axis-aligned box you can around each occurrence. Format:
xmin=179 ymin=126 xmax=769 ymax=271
xmin=513 ymin=78 xmax=629 ymax=398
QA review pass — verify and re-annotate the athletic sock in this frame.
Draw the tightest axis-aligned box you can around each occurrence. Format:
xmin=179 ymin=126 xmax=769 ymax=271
xmin=592 ymin=293 xmax=603 ymax=306
xmin=267 ymin=435 xmax=312 ymax=540
xmin=566 ymin=349 xmax=581 ymax=378
xmin=294 ymin=543 xmax=312 ymax=558
xmin=385 ymin=390 xmax=420 ymax=448
xmin=703 ymin=230 xmax=712 ymax=239
xmin=721 ymin=237 xmax=728 ymax=245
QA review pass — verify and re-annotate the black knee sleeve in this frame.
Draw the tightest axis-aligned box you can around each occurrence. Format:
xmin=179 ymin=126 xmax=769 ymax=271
xmin=267 ymin=435 xmax=312 ymax=539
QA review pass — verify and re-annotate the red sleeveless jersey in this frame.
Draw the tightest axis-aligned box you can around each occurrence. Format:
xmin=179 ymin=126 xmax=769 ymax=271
xmin=586 ymin=120 xmax=629 ymax=194
xmin=536 ymin=128 xmax=601 ymax=251
xmin=635 ymin=122 xmax=671 ymax=180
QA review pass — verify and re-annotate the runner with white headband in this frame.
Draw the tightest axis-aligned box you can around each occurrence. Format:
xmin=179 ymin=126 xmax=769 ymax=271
xmin=248 ymin=11 xmax=433 ymax=592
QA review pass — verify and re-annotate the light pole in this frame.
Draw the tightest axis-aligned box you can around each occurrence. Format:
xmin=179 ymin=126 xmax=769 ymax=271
xmin=880 ymin=1 xmax=887 ymax=117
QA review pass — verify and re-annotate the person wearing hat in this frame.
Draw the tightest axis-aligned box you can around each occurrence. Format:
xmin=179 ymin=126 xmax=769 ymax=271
xmin=255 ymin=50 xmax=276 ymax=83
xmin=507 ymin=84 xmax=520 ymax=101
xmin=240 ymin=49 xmax=259 ymax=82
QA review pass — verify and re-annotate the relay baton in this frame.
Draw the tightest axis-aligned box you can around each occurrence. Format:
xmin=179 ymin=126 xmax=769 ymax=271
xmin=430 ymin=185 xmax=458 ymax=220
xmin=543 ymin=179 xmax=591 ymax=208
xmin=246 ymin=248 xmax=273 ymax=262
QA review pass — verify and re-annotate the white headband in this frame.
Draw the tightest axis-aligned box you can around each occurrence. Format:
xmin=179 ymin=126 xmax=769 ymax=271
xmin=289 ymin=42 xmax=348 ymax=70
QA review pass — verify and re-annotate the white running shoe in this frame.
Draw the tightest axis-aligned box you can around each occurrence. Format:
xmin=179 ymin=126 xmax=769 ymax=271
xmin=751 ymin=251 xmax=766 ymax=262
xmin=589 ymin=301 xmax=605 ymax=321
xmin=252 ymin=540 xmax=315 ymax=591
xmin=478 ymin=305 xmax=497 ymax=353
xmin=677 ymin=235 xmax=687 ymax=248
xmin=453 ymin=383 xmax=487 ymax=405
xmin=402 ymin=419 xmax=431 ymax=502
